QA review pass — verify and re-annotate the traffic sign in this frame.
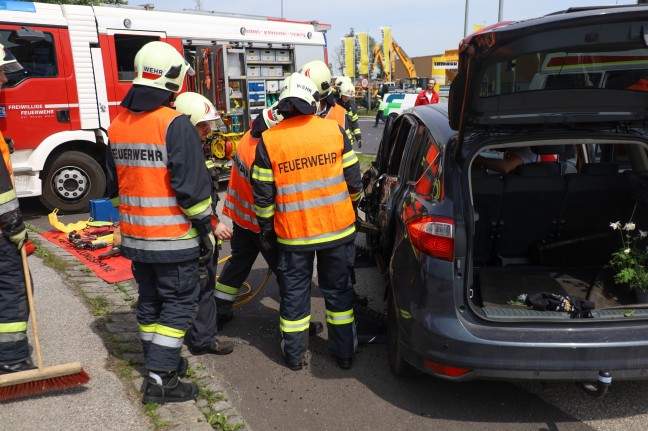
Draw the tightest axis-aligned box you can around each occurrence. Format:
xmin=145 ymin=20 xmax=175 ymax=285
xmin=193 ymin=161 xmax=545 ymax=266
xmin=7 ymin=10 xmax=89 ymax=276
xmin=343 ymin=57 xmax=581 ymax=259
xmin=361 ymin=78 xmax=369 ymax=89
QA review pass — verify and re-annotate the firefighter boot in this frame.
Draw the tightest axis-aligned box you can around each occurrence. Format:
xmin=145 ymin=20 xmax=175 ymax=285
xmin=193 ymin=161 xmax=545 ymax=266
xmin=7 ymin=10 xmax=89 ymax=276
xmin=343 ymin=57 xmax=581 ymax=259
xmin=142 ymin=370 xmax=199 ymax=404
xmin=177 ymin=357 xmax=189 ymax=377
xmin=0 ymin=358 xmax=35 ymax=374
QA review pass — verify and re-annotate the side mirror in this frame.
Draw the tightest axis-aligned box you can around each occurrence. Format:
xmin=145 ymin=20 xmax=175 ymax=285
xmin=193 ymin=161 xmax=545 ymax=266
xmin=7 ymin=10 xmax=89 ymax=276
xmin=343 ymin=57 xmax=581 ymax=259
xmin=13 ymin=27 xmax=46 ymax=43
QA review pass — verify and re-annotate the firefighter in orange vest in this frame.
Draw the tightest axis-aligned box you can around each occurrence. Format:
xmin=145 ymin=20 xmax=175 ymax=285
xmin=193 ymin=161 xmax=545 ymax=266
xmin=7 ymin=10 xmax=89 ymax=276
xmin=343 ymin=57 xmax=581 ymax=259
xmin=173 ymin=92 xmax=234 ymax=356
xmin=214 ymin=104 xmax=325 ymax=336
xmin=105 ymin=41 xmax=214 ymax=404
xmin=214 ymin=103 xmax=283 ymax=325
xmin=0 ymin=43 xmax=36 ymax=375
xmin=300 ymin=62 xmax=367 ymax=307
xmin=252 ymin=73 xmax=363 ymax=371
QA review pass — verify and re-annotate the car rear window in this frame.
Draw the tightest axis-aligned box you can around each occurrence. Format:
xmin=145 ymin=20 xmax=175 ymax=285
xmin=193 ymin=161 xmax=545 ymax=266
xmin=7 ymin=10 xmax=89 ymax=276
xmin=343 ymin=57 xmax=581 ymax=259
xmin=479 ymin=48 xmax=648 ymax=97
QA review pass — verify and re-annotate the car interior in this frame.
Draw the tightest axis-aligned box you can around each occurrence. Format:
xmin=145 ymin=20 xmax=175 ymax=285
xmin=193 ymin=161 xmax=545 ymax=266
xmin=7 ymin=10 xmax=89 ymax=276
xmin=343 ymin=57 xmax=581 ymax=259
xmin=469 ymin=141 xmax=648 ymax=319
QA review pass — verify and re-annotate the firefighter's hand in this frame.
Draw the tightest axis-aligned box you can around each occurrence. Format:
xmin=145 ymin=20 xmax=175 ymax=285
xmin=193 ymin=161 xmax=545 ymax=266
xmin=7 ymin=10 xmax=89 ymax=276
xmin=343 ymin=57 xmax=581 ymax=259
xmin=9 ymin=229 xmax=27 ymax=250
xmin=357 ymin=139 xmax=362 ymax=148
xmin=260 ymin=230 xmax=277 ymax=252
xmin=199 ymin=232 xmax=216 ymax=263
xmin=214 ymin=222 xmax=233 ymax=241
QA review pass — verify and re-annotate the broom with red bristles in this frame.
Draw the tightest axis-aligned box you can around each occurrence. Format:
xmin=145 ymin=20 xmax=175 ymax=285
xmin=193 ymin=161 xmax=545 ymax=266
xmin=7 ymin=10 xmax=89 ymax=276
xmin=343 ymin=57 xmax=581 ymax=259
xmin=0 ymin=246 xmax=90 ymax=401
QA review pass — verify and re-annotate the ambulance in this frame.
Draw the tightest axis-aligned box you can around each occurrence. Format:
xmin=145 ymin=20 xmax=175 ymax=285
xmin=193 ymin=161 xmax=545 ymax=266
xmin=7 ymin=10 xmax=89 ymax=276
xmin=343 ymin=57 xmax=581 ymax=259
xmin=0 ymin=1 xmax=330 ymax=212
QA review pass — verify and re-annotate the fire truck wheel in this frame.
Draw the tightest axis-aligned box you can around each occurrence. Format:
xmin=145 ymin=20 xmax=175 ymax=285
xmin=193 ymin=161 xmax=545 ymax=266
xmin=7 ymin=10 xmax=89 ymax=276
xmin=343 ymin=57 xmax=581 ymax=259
xmin=40 ymin=151 xmax=106 ymax=214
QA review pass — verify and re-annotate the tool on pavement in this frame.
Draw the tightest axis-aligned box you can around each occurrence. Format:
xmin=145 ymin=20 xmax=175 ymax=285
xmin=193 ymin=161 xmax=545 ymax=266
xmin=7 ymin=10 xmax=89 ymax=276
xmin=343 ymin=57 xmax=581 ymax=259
xmin=48 ymin=208 xmax=91 ymax=233
xmin=0 ymin=247 xmax=90 ymax=400
xmin=99 ymin=246 xmax=122 ymax=260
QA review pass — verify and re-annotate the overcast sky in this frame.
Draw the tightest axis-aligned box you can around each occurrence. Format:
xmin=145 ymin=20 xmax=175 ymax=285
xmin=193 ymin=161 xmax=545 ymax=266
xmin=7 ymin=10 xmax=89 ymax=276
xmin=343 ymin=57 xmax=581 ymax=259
xmin=147 ymin=0 xmax=638 ymax=68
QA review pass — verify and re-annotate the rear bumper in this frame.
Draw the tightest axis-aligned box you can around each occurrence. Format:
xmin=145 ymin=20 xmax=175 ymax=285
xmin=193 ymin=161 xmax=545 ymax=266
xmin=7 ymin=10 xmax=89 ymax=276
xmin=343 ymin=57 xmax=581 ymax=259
xmin=400 ymin=314 xmax=648 ymax=382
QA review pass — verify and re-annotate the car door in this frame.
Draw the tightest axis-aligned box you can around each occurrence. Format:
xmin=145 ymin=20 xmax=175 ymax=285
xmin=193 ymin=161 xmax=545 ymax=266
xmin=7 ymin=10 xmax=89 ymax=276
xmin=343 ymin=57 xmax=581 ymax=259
xmin=376 ymin=115 xmax=417 ymax=255
xmin=361 ymin=111 xmax=399 ymax=226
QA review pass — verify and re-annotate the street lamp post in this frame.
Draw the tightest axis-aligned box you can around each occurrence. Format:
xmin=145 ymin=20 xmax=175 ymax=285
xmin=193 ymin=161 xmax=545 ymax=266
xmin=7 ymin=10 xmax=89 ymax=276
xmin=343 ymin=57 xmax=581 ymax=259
xmin=464 ymin=0 xmax=470 ymax=37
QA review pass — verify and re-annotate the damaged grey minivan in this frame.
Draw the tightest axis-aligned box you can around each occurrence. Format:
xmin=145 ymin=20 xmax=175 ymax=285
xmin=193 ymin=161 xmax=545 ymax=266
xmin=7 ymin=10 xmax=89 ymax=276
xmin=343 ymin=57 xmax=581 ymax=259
xmin=360 ymin=3 xmax=648 ymax=396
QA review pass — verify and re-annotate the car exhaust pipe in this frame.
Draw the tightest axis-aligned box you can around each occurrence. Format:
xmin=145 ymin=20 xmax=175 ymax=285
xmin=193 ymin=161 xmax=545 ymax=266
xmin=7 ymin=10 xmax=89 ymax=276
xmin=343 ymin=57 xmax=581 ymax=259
xmin=581 ymin=371 xmax=611 ymax=399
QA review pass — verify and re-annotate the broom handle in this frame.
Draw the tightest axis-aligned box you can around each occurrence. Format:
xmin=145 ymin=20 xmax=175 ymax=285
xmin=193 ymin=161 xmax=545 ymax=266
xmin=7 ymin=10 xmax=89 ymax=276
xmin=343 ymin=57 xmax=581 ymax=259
xmin=20 ymin=246 xmax=44 ymax=372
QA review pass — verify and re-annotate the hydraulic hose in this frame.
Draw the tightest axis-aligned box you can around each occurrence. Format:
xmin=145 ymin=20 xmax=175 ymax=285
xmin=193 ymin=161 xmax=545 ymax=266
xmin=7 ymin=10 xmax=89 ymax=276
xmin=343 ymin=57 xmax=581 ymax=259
xmin=216 ymin=254 xmax=273 ymax=308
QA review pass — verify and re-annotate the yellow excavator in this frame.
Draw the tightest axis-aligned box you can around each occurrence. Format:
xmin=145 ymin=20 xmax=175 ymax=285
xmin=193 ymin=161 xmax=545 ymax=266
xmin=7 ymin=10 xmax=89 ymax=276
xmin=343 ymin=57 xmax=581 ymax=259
xmin=369 ymin=38 xmax=416 ymax=82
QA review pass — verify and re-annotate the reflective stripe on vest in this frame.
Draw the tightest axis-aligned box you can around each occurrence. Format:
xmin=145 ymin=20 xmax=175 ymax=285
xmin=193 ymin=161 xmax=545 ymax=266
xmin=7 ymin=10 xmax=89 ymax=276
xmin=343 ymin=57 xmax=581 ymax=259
xmin=262 ymin=115 xmax=356 ymax=247
xmin=108 ymin=107 xmax=199 ymax=250
xmin=223 ymin=132 xmax=260 ymax=232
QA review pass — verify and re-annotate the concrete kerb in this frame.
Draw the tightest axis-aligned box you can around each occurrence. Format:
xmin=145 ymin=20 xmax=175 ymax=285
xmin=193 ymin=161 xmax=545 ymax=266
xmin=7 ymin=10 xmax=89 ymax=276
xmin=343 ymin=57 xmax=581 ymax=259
xmin=33 ymin=234 xmax=250 ymax=431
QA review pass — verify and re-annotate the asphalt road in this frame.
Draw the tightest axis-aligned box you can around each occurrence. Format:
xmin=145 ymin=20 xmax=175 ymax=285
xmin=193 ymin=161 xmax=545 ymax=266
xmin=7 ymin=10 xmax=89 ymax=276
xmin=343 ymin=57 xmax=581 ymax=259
xmin=18 ymin=117 xmax=648 ymax=431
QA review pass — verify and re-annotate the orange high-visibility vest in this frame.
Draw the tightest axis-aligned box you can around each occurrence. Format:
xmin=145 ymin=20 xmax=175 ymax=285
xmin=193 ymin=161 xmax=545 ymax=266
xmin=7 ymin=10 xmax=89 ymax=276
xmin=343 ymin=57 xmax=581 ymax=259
xmin=223 ymin=131 xmax=260 ymax=233
xmin=108 ymin=106 xmax=194 ymax=240
xmin=262 ymin=115 xmax=356 ymax=246
xmin=325 ymin=103 xmax=346 ymax=129
xmin=0 ymin=130 xmax=19 ymax=223
xmin=0 ymin=132 xmax=12 ymax=178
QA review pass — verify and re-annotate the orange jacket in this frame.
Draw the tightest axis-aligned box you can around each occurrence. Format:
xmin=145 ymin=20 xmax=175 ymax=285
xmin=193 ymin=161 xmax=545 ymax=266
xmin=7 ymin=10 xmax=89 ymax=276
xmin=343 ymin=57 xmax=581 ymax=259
xmin=260 ymin=115 xmax=356 ymax=247
xmin=223 ymin=131 xmax=260 ymax=233
xmin=1 ymin=132 xmax=11 ymax=178
xmin=108 ymin=106 xmax=197 ymax=241
xmin=325 ymin=103 xmax=347 ymax=128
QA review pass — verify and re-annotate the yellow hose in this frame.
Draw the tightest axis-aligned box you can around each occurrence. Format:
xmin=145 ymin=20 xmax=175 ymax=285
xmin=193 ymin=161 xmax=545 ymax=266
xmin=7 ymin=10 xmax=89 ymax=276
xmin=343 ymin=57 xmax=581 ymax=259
xmin=216 ymin=254 xmax=273 ymax=308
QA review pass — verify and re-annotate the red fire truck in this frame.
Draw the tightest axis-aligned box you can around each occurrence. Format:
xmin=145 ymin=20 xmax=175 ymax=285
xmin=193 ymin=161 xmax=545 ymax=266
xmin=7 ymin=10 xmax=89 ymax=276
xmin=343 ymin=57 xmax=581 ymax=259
xmin=0 ymin=1 xmax=330 ymax=212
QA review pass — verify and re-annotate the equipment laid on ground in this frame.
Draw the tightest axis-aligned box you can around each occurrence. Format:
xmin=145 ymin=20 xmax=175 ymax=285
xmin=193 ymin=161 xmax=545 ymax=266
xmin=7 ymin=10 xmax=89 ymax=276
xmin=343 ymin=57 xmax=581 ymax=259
xmin=0 ymin=248 xmax=90 ymax=401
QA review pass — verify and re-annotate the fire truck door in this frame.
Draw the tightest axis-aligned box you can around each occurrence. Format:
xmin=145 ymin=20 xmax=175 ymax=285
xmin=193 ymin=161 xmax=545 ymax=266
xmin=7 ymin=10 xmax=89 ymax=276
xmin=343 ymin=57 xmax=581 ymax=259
xmin=0 ymin=26 xmax=73 ymax=153
xmin=100 ymin=31 xmax=166 ymax=118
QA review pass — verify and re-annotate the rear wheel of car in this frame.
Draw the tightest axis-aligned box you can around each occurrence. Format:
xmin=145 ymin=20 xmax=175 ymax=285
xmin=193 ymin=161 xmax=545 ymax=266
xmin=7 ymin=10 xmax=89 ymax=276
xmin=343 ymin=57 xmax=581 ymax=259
xmin=387 ymin=291 xmax=419 ymax=377
xmin=40 ymin=151 xmax=106 ymax=213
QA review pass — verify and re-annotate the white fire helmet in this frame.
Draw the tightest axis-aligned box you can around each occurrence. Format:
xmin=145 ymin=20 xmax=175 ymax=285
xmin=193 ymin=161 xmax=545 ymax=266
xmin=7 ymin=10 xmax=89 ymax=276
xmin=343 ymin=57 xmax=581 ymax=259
xmin=174 ymin=92 xmax=225 ymax=131
xmin=262 ymin=101 xmax=283 ymax=129
xmin=0 ymin=42 xmax=22 ymax=73
xmin=133 ymin=41 xmax=195 ymax=93
xmin=298 ymin=60 xmax=332 ymax=96
xmin=334 ymin=75 xmax=352 ymax=88
xmin=279 ymin=72 xmax=317 ymax=107
xmin=339 ymin=81 xmax=356 ymax=98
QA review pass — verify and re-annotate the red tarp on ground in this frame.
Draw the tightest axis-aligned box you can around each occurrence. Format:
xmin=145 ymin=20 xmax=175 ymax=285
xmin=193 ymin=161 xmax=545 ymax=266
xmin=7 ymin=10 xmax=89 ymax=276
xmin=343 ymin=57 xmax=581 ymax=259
xmin=40 ymin=230 xmax=133 ymax=283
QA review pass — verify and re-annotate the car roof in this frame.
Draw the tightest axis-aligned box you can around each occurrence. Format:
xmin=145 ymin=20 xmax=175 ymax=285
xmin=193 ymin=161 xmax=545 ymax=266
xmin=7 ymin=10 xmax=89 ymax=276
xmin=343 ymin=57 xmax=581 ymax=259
xmin=409 ymin=104 xmax=456 ymax=145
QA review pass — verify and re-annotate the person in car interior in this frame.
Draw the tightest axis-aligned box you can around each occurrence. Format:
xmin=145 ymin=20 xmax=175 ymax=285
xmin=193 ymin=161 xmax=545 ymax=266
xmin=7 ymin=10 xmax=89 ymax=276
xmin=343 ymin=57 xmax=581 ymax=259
xmin=474 ymin=147 xmax=556 ymax=175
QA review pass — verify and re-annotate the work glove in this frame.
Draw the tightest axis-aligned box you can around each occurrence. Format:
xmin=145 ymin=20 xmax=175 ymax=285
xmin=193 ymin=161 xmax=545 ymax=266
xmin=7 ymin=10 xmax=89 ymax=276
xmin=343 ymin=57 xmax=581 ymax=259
xmin=199 ymin=232 xmax=216 ymax=263
xmin=9 ymin=229 xmax=27 ymax=250
xmin=260 ymin=230 xmax=277 ymax=252
xmin=357 ymin=139 xmax=362 ymax=148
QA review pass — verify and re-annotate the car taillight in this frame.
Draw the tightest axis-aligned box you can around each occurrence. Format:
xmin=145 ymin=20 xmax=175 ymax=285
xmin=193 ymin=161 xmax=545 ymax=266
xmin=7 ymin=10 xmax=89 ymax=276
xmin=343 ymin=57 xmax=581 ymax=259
xmin=406 ymin=216 xmax=454 ymax=260
xmin=423 ymin=360 xmax=471 ymax=377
